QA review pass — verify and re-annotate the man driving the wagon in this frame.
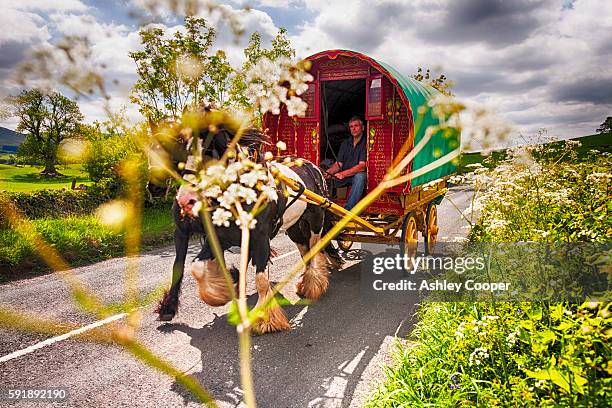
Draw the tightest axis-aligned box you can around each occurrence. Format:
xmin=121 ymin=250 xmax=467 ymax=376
xmin=324 ymin=116 xmax=367 ymax=210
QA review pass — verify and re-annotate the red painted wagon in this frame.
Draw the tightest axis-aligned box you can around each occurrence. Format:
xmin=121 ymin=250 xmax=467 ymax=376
xmin=263 ymin=49 xmax=459 ymax=254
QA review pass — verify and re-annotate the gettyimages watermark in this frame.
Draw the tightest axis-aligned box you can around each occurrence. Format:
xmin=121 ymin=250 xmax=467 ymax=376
xmin=359 ymin=242 xmax=611 ymax=302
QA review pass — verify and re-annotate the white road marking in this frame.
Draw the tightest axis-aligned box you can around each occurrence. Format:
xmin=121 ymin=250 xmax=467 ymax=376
xmin=270 ymin=249 xmax=299 ymax=262
xmin=0 ymin=313 xmax=127 ymax=363
xmin=0 ymin=249 xmax=302 ymax=364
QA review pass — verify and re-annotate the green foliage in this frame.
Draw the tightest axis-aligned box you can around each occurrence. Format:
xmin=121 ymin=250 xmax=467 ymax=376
xmin=129 ymin=16 xmax=296 ymax=128
xmin=0 ymin=163 xmax=90 ymax=192
xmin=204 ymin=50 xmax=234 ymax=107
xmin=0 ymin=206 xmax=174 ymax=279
xmin=470 ymin=145 xmax=611 ymax=242
xmin=368 ymin=302 xmax=611 ymax=407
xmin=129 ymin=16 xmax=216 ymax=125
xmin=0 ymin=179 xmax=119 ymax=220
xmin=10 ymin=89 xmax=84 ymax=174
xmin=81 ymin=121 xmax=147 ymax=184
xmin=369 ymin=144 xmax=612 ymax=407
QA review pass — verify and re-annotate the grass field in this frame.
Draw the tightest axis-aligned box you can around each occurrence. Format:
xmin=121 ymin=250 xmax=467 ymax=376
xmin=0 ymin=163 xmax=91 ymax=192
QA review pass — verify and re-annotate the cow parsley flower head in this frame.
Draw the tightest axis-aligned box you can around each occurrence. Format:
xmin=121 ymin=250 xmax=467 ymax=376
xmin=245 ymin=57 xmax=314 ymax=117
xmin=468 ymin=347 xmax=489 ymax=367
xmin=260 ymin=183 xmax=278 ymax=202
xmin=240 ymin=171 xmax=260 ymax=187
xmin=212 ymin=208 xmax=232 ymax=227
xmin=236 ymin=212 xmax=257 ymax=229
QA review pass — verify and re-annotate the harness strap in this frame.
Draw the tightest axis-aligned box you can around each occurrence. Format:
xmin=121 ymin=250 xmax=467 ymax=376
xmin=285 ymin=181 xmax=305 ymax=210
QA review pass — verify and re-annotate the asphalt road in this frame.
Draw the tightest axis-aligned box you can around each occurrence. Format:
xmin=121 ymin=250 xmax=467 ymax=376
xmin=0 ymin=185 xmax=473 ymax=407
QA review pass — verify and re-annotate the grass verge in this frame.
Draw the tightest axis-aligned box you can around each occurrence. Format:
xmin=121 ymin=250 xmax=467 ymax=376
xmin=367 ymin=143 xmax=611 ymax=407
xmin=0 ymin=206 xmax=174 ymax=282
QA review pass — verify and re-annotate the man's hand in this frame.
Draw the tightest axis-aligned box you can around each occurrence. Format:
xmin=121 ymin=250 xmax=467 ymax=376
xmin=335 ymin=172 xmax=346 ymax=180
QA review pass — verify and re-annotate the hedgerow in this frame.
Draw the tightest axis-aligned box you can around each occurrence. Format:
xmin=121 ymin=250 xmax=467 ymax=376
xmin=368 ymin=142 xmax=611 ymax=407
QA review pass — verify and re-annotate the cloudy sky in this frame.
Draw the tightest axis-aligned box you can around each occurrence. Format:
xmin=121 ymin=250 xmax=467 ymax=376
xmin=1 ymin=0 xmax=611 ymax=146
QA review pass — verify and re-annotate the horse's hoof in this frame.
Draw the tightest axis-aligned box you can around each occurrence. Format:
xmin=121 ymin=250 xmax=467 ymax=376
xmin=254 ymin=304 xmax=290 ymax=334
xmin=296 ymin=272 xmax=329 ymax=301
xmin=157 ymin=313 xmax=175 ymax=322
xmin=295 ymin=280 xmax=305 ymax=297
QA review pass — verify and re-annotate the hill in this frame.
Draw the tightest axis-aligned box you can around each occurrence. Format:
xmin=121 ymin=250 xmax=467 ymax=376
xmin=459 ymin=132 xmax=611 ymax=173
xmin=0 ymin=127 xmax=25 ymax=146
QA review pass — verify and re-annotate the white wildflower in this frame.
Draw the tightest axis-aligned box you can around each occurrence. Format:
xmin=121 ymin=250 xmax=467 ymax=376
xmin=218 ymin=190 xmax=238 ymax=209
xmin=506 ymin=330 xmax=519 ymax=347
xmin=192 ymin=200 xmax=202 ymax=215
xmin=236 ymin=212 xmax=257 ymax=229
xmin=240 ymin=186 xmax=257 ymax=204
xmin=285 ymin=96 xmax=309 ymax=117
xmin=212 ymin=208 xmax=232 ymax=227
xmin=227 ymin=183 xmax=257 ymax=205
xmin=260 ymin=184 xmax=278 ymax=202
xmin=206 ymin=164 xmax=225 ymax=178
xmin=240 ymin=171 xmax=260 ymax=187
xmin=468 ymin=347 xmax=489 ymax=367
xmin=223 ymin=162 xmax=243 ymax=184
xmin=245 ymin=57 xmax=313 ymax=117
xmin=586 ymin=172 xmax=612 ymax=184
xmin=203 ymin=185 xmax=222 ymax=198
xmin=276 ymin=141 xmax=287 ymax=151
xmin=535 ymin=379 xmax=547 ymax=388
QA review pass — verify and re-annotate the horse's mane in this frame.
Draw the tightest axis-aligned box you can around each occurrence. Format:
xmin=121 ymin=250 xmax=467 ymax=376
xmin=237 ymin=127 xmax=270 ymax=148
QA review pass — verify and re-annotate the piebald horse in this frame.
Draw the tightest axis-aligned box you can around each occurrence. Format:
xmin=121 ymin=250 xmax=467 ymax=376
xmin=148 ymin=114 xmax=342 ymax=333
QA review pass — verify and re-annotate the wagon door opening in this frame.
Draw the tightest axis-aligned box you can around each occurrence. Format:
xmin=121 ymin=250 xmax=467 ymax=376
xmin=319 ymin=79 xmax=366 ymax=165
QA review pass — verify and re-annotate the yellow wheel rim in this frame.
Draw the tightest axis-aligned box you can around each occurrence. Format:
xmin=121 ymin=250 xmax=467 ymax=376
xmin=404 ymin=215 xmax=418 ymax=259
xmin=426 ymin=205 xmax=439 ymax=255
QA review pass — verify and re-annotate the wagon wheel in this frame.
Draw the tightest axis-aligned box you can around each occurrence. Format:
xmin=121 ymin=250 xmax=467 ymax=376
xmin=337 ymin=238 xmax=354 ymax=252
xmin=424 ymin=203 xmax=439 ymax=256
xmin=337 ymin=226 xmax=355 ymax=252
xmin=400 ymin=212 xmax=418 ymax=265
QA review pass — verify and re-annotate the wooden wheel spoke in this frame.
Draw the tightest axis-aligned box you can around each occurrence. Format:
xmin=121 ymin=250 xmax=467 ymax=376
xmin=425 ymin=204 xmax=438 ymax=255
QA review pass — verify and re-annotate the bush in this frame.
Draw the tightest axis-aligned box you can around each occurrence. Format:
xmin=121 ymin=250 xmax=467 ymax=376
xmin=0 ymin=178 xmax=120 ymax=221
xmin=368 ymin=301 xmax=611 ymax=407
xmin=368 ymin=144 xmax=612 ymax=407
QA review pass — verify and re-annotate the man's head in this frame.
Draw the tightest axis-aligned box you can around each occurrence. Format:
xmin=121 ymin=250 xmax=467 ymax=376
xmin=348 ymin=116 xmax=364 ymax=138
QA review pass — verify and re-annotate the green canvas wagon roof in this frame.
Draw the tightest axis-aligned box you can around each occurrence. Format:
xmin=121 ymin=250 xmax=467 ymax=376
xmin=306 ymin=49 xmax=458 ymax=187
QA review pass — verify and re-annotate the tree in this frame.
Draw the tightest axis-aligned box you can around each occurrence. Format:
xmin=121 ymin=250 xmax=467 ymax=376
xmin=11 ymin=89 xmax=84 ymax=176
xmin=82 ymin=120 xmax=144 ymax=183
xmin=596 ymin=116 xmax=612 ymax=134
xmin=412 ymin=67 xmax=454 ymax=96
xmin=129 ymin=16 xmax=216 ymax=130
xmin=228 ymin=28 xmax=296 ymax=110
xmin=203 ymin=50 xmax=234 ymax=107
xmin=130 ymin=18 xmax=296 ymax=128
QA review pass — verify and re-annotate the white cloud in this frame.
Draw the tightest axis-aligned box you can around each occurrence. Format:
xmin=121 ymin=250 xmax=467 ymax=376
xmin=0 ymin=9 xmax=50 ymax=50
xmin=8 ymin=0 xmax=87 ymax=12
xmin=2 ymin=0 xmax=610 ymax=141
xmin=289 ymin=0 xmax=612 ymax=139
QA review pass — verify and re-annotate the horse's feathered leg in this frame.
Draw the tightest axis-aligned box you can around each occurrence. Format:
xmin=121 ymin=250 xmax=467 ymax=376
xmin=252 ymin=239 xmax=289 ymax=334
xmin=294 ymin=243 xmax=309 ymax=297
xmin=157 ymin=225 xmax=189 ymax=321
xmin=191 ymin=258 xmax=233 ymax=307
xmin=296 ymin=232 xmax=330 ymax=300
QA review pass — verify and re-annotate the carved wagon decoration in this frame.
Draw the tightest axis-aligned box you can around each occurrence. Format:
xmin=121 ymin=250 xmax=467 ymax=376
xmin=263 ymin=49 xmax=459 ymax=254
